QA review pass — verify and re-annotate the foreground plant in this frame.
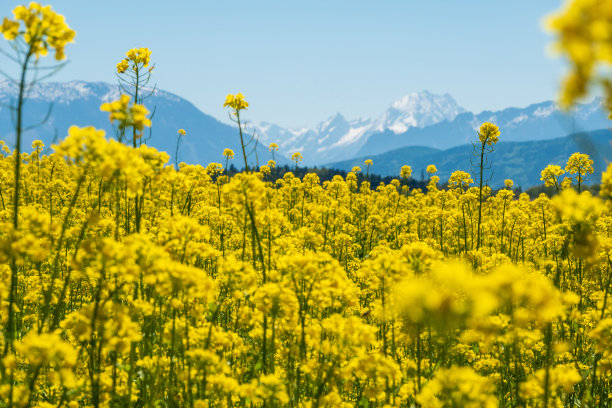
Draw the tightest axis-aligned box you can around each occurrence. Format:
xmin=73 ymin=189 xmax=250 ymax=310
xmin=0 ymin=2 xmax=74 ymax=364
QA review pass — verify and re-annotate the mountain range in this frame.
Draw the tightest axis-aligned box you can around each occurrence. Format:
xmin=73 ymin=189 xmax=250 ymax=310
xmin=253 ymin=91 xmax=466 ymax=165
xmin=0 ymin=81 xmax=279 ymax=167
xmin=253 ymin=91 xmax=610 ymax=165
xmin=0 ymin=81 xmax=610 ymax=188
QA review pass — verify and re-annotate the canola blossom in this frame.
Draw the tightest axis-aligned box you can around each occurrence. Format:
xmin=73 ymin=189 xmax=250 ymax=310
xmin=117 ymin=47 xmax=153 ymax=74
xmin=478 ymin=122 xmax=500 ymax=146
xmin=100 ymin=94 xmax=152 ymax=139
xmin=224 ymin=93 xmax=249 ymax=111
xmin=0 ymin=2 xmax=75 ymax=60
xmin=547 ymin=0 xmax=612 ymax=113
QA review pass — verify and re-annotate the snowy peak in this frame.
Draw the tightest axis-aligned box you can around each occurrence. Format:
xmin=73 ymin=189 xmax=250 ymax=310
xmin=316 ymin=112 xmax=349 ymax=133
xmin=0 ymin=80 xmax=180 ymax=105
xmin=383 ymin=91 xmax=465 ymax=133
xmin=253 ymin=90 xmax=466 ymax=164
xmin=391 ymin=90 xmax=456 ymax=112
xmin=0 ymin=81 xmax=116 ymax=104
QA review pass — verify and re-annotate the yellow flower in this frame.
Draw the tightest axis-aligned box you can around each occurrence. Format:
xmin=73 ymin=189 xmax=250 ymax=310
xmin=400 ymin=165 xmax=412 ymax=179
xmin=223 ymin=148 xmax=234 ymax=159
xmin=223 ymin=92 xmax=249 ymax=111
xmin=417 ymin=366 xmax=498 ymax=408
xmin=0 ymin=17 xmax=19 ymax=40
xmin=565 ymin=152 xmax=594 ymax=177
xmin=116 ymin=48 xmax=152 ymax=75
xmin=547 ymin=0 xmax=612 ymax=108
xmin=126 ymin=47 xmax=152 ymax=67
xmin=364 ymin=159 xmax=373 ymax=166
xmin=116 ymin=59 xmax=129 ymax=74
xmin=291 ymin=152 xmax=302 ymax=163
xmin=426 ymin=164 xmax=437 ymax=174
xmin=478 ymin=122 xmax=500 ymax=145
xmin=448 ymin=170 xmax=473 ymax=191
xmin=1 ymin=3 xmax=75 ymax=60
xmin=31 ymin=140 xmax=44 ymax=149
xmin=541 ymin=164 xmax=565 ymax=187
xmin=178 ymin=129 xmax=186 ymax=136
xmin=100 ymin=95 xmax=151 ymax=138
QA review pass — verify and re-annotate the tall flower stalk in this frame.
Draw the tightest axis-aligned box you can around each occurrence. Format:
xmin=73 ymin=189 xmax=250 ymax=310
xmin=224 ymin=93 xmax=251 ymax=172
xmin=116 ymin=47 xmax=155 ymax=147
xmin=473 ymin=122 xmax=499 ymax=250
xmin=0 ymin=2 xmax=74 ymax=356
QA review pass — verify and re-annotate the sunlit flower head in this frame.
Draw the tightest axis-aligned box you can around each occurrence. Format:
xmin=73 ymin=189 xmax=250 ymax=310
xmin=400 ymin=165 xmax=412 ymax=179
xmin=223 ymin=148 xmax=234 ymax=159
xmin=478 ymin=122 xmax=500 ymax=145
xmin=100 ymin=95 xmax=151 ymax=138
xmin=1 ymin=2 xmax=75 ymax=60
xmin=223 ymin=92 xmax=249 ymax=111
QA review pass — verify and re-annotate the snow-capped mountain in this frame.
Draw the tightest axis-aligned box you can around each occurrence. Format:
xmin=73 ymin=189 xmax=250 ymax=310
xmin=356 ymin=98 xmax=609 ymax=158
xmin=373 ymin=91 xmax=465 ymax=133
xmin=254 ymin=90 xmax=465 ymax=165
xmin=254 ymin=91 xmax=609 ymax=166
xmin=0 ymin=81 xmax=120 ymax=104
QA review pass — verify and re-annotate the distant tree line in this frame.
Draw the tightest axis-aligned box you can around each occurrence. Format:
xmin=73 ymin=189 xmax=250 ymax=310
xmin=225 ymin=164 xmax=600 ymax=199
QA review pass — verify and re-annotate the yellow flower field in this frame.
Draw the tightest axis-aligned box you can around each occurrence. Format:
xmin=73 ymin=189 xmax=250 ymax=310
xmin=0 ymin=1 xmax=612 ymax=407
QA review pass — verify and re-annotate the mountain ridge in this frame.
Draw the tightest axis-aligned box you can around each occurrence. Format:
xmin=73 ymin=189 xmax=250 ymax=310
xmin=253 ymin=90 xmax=465 ymax=164
xmin=0 ymin=80 xmax=279 ymax=167
xmin=253 ymin=91 xmax=608 ymax=165
xmin=327 ymin=129 xmax=612 ymax=189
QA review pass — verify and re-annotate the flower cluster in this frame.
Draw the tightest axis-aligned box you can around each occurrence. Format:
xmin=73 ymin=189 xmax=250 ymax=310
xmin=547 ymin=0 xmax=612 ymax=110
xmin=116 ymin=47 xmax=153 ymax=73
xmin=223 ymin=92 xmax=249 ymax=111
xmin=0 ymin=2 xmax=75 ymax=59
xmin=100 ymin=94 xmax=152 ymax=138
xmin=478 ymin=122 xmax=500 ymax=145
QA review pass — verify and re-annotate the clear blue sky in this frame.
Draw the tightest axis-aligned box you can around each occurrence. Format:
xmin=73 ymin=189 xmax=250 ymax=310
xmin=0 ymin=1 xmax=568 ymax=128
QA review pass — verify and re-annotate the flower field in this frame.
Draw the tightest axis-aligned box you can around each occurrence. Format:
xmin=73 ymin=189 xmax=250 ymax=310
xmin=1 ymin=1 xmax=612 ymax=408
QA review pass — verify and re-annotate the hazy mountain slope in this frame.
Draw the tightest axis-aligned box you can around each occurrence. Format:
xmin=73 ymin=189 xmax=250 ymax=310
xmin=0 ymin=81 xmax=281 ymax=167
xmin=327 ymin=129 xmax=612 ymax=189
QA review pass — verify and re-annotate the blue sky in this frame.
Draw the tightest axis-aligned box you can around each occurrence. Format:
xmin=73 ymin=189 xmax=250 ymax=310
xmin=0 ymin=1 xmax=568 ymax=128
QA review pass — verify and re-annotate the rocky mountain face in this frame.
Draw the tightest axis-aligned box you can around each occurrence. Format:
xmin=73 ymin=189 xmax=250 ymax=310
xmin=254 ymin=91 xmax=465 ymax=165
